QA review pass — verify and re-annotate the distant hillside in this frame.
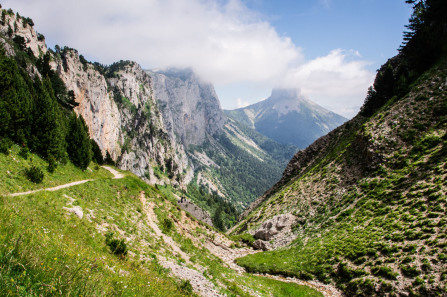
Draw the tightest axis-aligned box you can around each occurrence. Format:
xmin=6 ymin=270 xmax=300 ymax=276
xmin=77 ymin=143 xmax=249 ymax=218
xmin=225 ymin=89 xmax=346 ymax=148
xmin=150 ymin=69 xmax=298 ymax=214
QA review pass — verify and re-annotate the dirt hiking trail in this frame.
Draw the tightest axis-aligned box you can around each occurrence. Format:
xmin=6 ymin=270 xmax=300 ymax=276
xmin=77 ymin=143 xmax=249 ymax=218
xmin=9 ymin=166 xmax=123 ymax=197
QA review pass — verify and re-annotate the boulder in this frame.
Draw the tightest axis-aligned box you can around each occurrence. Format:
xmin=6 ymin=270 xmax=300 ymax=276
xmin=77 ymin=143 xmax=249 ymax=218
xmin=252 ymin=239 xmax=271 ymax=251
xmin=254 ymin=213 xmax=296 ymax=241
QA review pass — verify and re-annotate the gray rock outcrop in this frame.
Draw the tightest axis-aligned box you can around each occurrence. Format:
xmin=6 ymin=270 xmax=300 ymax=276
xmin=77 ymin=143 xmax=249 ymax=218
xmin=254 ymin=213 xmax=296 ymax=241
xmin=178 ymin=199 xmax=213 ymax=226
xmin=252 ymin=239 xmax=271 ymax=251
xmin=150 ymin=68 xmax=226 ymax=147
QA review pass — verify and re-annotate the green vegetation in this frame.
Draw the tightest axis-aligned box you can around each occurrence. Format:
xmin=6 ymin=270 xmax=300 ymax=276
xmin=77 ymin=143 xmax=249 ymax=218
xmin=196 ymin=130 xmax=292 ymax=210
xmin=105 ymin=232 xmax=128 ymax=257
xmin=186 ymin=183 xmax=239 ymax=231
xmin=0 ymin=145 xmax=323 ymax=296
xmin=24 ymin=165 xmax=44 ymax=183
xmin=0 ymin=144 xmax=112 ymax=194
xmin=0 ymin=171 xmax=191 ymax=296
xmin=0 ymin=38 xmax=95 ymax=174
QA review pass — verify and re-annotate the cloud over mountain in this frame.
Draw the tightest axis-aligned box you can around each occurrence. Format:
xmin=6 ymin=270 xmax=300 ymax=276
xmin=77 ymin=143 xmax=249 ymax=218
xmin=4 ymin=0 xmax=374 ymax=116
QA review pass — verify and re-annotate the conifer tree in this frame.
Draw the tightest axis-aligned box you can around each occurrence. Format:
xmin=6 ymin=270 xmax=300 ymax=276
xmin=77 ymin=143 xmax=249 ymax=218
xmin=66 ymin=113 xmax=92 ymax=170
xmin=31 ymin=77 xmax=65 ymax=160
xmin=91 ymin=139 xmax=104 ymax=165
xmin=0 ymin=49 xmax=33 ymax=145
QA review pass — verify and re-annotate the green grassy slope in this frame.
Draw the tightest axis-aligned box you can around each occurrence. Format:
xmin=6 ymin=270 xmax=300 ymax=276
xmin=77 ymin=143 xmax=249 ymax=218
xmin=234 ymin=58 xmax=447 ymax=296
xmin=0 ymin=144 xmax=323 ymax=297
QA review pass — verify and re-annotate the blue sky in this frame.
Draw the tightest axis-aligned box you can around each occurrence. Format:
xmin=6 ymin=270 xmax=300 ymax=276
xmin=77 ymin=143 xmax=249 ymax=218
xmin=243 ymin=0 xmax=411 ymax=62
xmin=216 ymin=0 xmax=412 ymax=117
xmin=3 ymin=0 xmax=412 ymax=118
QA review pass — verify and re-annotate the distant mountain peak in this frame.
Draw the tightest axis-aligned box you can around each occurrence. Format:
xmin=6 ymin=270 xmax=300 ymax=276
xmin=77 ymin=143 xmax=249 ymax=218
xmin=225 ymin=89 xmax=347 ymax=148
xmin=270 ymin=88 xmax=303 ymax=101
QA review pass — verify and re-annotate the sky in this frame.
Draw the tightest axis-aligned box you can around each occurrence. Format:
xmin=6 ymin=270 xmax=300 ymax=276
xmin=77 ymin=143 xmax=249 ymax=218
xmin=2 ymin=0 xmax=412 ymax=118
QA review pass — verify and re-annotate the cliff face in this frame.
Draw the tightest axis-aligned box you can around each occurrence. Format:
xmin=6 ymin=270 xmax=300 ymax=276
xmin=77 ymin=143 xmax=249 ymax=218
xmin=52 ymin=51 xmax=122 ymax=160
xmin=150 ymin=69 xmax=226 ymax=147
xmin=0 ymin=10 xmax=46 ymax=57
xmin=54 ymin=53 xmax=191 ymax=185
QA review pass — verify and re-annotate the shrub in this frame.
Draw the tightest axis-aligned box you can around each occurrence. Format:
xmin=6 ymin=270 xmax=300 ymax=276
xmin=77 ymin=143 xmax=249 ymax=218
xmin=18 ymin=145 xmax=29 ymax=159
xmin=179 ymin=280 xmax=193 ymax=293
xmin=371 ymin=266 xmax=398 ymax=280
xmin=25 ymin=165 xmax=44 ymax=183
xmin=161 ymin=218 xmax=174 ymax=234
xmin=47 ymin=154 xmax=56 ymax=173
xmin=105 ymin=232 xmax=128 ymax=257
xmin=0 ymin=138 xmax=13 ymax=155
xmin=400 ymin=264 xmax=421 ymax=277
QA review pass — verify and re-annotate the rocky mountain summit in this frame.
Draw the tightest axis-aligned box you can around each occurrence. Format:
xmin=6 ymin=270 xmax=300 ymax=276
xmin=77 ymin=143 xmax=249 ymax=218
xmin=226 ymin=88 xmax=347 ymax=148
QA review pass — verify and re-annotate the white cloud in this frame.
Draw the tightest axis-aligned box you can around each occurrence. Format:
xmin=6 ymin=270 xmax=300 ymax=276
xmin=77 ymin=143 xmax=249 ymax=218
xmin=3 ymin=0 xmax=374 ymax=118
xmin=236 ymin=98 xmax=250 ymax=108
xmin=278 ymin=49 xmax=375 ymax=117
xmin=3 ymin=0 xmax=300 ymax=85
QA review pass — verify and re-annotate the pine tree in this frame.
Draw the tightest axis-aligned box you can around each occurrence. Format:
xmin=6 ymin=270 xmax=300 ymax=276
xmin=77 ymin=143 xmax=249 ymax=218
xmin=0 ymin=49 xmax=33 ymax=145
xmin=91 ymin=139 xmax=104 ymax=165
xmin=31 ymin=77 xmax=65 ymax=160
xmin=104 ymin=151 xmax=115 ymax=166
xmin=66 ymin=113 xmax=92 ymax=170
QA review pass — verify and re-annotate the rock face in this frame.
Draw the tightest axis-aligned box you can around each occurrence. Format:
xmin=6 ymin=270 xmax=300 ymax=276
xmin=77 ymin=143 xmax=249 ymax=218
xmin=250 ymin=214 xmax=297 ymax=249
xmin=178 ymin=199 xmax=213 ymax=226
xmin=226 ymin=88 xmax=346 ymax=148
xmin=0 ymin=10 xmax=47 ymax=57
xmin=53 ymin=50 xmax=123 ymax=160
xmin=254 ymin=213 xmax=296 ymax=240
xmin=150 ymin=68 xmax=226 ymax=147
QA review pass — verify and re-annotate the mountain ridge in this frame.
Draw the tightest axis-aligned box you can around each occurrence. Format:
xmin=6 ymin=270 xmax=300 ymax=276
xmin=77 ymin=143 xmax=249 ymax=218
xmin=225 ymin=88 xmax=347 ymax=148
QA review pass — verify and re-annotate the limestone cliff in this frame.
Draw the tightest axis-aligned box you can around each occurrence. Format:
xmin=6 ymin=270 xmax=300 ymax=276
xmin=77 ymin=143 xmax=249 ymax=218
xmin=53 ymin=52 xmax=191 ymax=185
xmin=149 ymin=68 xmax=226 ymax=147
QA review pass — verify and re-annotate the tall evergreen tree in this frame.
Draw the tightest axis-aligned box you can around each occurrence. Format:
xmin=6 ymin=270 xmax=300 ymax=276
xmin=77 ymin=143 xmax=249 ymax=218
xmin=0 ymin=48 xmax=33 ymax=145
xmin=91 ymin=139 xmax=104 ymax=165
xmin=66 ymin=113 xmax=92 ymax=170
xmin=30 ymin=77 xmax=65 ymax=160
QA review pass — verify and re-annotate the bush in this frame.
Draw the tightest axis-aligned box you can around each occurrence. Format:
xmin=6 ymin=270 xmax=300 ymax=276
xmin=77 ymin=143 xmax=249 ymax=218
xmin=0 ymin=138 xmax=13 ymax=155
xmin=48 ymin=154 xmax=57 ymax=173
xmin=25 ymin=165 xmax=44 ymax=183
xmin=105 ymin=232 xmax=128 ymax=257
xmin=400 ymin=264 xmax=421 ymax=277
xmin=371 ymin=266 xmax=398 ymax=280
xmin=179 ymin=280 xmax=193 ymax=294
xmin=161 ymin=218 xmax=174 ymax=234
xmin=18 ymin=146 xmax=29 ymax=159
xmin=230 ymin=233 xmax=255 ymax=246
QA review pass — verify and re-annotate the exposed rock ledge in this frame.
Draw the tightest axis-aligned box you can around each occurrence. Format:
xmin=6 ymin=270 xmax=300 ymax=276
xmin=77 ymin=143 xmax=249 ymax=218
xmin=251 ymin=213 xmax=297 ymax=250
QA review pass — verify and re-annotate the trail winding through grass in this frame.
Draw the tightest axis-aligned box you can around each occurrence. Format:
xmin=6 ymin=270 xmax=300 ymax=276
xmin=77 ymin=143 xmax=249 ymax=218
xmin=8 ymin=166 xmax=123 ymax=197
